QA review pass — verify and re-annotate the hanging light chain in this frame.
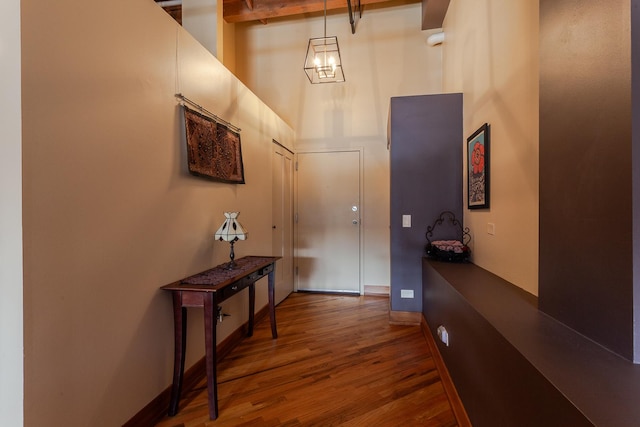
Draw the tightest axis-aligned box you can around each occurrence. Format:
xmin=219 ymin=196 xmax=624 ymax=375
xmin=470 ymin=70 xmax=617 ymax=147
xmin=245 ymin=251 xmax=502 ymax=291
xmin=323 ymin=0 xmax=327 ymax=38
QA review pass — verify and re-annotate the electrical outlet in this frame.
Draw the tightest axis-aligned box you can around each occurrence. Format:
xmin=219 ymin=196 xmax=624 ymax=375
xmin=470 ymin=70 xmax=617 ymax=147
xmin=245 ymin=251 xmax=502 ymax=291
xmin=400 ymin=289 xmax=414 ymax=298
xmin=437 ymin=325 xmax=449 ymax=346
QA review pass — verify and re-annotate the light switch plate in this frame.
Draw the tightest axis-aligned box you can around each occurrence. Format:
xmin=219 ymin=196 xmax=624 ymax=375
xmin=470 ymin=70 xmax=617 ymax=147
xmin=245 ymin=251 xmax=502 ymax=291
xmin=487 ymin=222 xmax=495 ymax=235
xmin=402 ymin=215 xmax=411 ymax=228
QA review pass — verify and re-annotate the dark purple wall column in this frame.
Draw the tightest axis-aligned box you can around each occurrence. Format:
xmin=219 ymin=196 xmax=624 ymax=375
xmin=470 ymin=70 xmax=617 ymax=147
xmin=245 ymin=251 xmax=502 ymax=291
xmin=631 ymin=0 xmax=640 ymax=363
xmin=389 ymin=93 xmax=462 ymax=312
xmin=539 ymin=0 xmax=636 ymax=360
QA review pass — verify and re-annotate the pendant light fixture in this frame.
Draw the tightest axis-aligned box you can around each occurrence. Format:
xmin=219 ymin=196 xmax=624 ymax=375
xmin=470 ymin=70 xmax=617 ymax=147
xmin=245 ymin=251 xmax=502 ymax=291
xmin=303 ymin=0 xmax=345 ymax=84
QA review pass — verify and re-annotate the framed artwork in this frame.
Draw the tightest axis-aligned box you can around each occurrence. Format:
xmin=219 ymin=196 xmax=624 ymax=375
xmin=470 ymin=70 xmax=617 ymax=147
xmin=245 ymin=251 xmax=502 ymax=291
xmin=183 ymin=106 xmax=245 ymax=184
xmin=467 ymin=123 xmax=489 ymax=209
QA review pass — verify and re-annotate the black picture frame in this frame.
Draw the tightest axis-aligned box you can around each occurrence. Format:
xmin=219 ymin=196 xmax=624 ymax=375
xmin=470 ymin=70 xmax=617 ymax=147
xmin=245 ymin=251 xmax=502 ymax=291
xmin=467 ymin=123 xmax=490 ymax=209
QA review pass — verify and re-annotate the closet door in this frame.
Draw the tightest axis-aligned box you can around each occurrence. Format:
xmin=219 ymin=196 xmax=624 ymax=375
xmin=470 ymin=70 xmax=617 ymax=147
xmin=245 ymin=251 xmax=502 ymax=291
xmin=272 ymin=143 xmax=294 ymax=303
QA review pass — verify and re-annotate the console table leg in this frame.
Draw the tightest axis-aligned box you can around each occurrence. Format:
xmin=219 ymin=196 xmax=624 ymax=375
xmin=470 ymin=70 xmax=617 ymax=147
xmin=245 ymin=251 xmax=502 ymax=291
xmin=168 ymin=295 xmax=187 ymax=416
xmin=268 ymin=268 xmax=278 ymax=339
xmin=204 ymin=293 xmax=219 ymax=420
xmin=248 ymin=283 xmax=255 ymax=337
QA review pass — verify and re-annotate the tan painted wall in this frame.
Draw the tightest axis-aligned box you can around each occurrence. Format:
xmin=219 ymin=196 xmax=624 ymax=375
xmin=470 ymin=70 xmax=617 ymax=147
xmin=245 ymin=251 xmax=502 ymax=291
xmin=235 ymin=0 xmax=443 ymax=289
xmin=0 ymin=0 xmax=23 ymax=424
xmin=20 ymin=0 xmax=293 ymax=424
xmin=443 ymin=0 xmax=539 ymax=295
xmin=219 ymin=1 xmax=238 ymax=74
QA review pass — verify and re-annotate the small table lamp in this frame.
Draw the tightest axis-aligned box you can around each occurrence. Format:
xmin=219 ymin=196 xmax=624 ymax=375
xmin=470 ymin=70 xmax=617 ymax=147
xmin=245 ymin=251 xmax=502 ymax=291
xmin=214 ymin=212 xmax=248 ymax=270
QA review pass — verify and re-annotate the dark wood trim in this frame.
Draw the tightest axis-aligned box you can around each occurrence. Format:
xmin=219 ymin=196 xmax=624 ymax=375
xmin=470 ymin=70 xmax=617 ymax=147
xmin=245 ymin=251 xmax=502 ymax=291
xmin=123 ymin=304 xmax=270 ymax=426
xmin=122 ymin=358 xmax=204 ymax=427
xmin=421 ymin=316 xmax=472 ymax=427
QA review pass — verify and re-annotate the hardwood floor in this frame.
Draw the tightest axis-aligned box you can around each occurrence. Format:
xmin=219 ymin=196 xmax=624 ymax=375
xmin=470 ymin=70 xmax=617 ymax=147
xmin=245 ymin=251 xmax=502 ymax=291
xmin=155 ymin=293 xmax=465 ymax=427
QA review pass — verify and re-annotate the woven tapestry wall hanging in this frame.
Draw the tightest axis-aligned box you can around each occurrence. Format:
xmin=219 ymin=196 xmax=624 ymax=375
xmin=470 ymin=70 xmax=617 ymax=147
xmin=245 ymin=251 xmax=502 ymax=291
xmin=183 ymin=105 xmax=245 ymax=184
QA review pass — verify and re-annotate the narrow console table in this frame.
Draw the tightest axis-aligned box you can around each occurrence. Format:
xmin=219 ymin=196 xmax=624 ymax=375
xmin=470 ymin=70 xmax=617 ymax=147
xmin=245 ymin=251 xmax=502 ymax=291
xmin=161 ymin=255 xmax=280 ymax=420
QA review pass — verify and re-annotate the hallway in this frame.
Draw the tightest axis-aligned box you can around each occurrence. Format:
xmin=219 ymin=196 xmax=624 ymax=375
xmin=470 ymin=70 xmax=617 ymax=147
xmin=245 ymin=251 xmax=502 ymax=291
xmin=155 ymin=292 xmax=465 ymax=426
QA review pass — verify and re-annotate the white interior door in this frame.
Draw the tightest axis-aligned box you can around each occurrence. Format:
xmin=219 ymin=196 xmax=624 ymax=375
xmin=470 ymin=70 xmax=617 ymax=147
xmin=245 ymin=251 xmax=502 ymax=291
xmin=272 ymin=143 xmax=294 ymax=304
xmin=295 ymin=150 xmax=361 ymax=294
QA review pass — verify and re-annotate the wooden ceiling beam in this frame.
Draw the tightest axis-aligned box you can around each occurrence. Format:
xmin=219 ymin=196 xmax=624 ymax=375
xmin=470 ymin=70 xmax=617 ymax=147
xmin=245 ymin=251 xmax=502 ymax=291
xmin=223 ymin=0 xmax=408 ymax=23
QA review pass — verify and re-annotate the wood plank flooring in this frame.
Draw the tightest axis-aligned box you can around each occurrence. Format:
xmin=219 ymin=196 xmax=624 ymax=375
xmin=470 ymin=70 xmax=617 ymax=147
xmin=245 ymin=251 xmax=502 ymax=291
xmin=155 ymin=293 xmax=462 ymax=426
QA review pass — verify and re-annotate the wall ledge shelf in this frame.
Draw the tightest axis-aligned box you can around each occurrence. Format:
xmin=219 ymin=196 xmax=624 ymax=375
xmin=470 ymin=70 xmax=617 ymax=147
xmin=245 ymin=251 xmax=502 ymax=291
xmin=423 ymin=259 xmax=640 ymax=427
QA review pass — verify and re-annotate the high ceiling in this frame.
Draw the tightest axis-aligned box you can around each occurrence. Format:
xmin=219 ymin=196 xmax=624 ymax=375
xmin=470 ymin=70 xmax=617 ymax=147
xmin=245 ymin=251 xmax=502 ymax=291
xmin=156 ymin=0 xmax=450 ymax=29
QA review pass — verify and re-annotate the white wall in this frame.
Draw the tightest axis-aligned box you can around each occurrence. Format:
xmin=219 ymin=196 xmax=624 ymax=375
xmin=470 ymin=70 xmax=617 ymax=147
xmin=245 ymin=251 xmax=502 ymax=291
xmin=0 ymin=0 xmax=24 ymax=424
xmin=183 ymin=0 xmax=218 ymax=56
xmin=443 ymin=0 xmax=539 ymax=295
xmin=181 ymin=0 xmax=238 ymax=77
xmin=234 ymin=0 xmax=539 ymax=296
xmin=235 ymin=0 xmax=443 ymax=289
xmin=20 ymin=0 xmax=293 ymax=424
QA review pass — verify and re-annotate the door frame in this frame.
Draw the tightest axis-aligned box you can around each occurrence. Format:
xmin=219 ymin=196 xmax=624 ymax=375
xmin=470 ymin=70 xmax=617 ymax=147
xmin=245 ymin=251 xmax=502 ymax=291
xmin=294 ymin=147 xmax=365 ymax=295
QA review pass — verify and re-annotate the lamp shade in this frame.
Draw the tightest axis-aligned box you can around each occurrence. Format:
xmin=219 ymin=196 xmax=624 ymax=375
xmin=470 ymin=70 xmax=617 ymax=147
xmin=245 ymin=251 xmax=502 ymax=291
xmin=214 ymin=212 xmax=248 ymax=242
